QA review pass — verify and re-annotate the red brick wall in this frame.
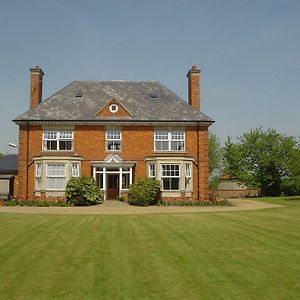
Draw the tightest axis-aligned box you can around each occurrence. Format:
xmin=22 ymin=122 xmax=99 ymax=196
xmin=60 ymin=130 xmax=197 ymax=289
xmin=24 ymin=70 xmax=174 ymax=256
xmin=16 ymin=124 xmax=210 ymax=200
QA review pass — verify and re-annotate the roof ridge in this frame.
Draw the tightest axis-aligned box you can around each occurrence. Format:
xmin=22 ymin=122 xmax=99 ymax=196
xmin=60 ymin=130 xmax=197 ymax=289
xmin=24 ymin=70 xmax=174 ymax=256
xmin=73 ymin=80 xmax=159 ymax=83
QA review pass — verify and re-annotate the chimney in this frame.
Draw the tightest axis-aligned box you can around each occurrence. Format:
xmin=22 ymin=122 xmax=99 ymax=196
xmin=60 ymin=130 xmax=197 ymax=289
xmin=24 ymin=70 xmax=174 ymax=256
xmin=30 ymin=66 xmax=44 ymax=109
xmin=187 ymin=65 xmax=200 ymax=110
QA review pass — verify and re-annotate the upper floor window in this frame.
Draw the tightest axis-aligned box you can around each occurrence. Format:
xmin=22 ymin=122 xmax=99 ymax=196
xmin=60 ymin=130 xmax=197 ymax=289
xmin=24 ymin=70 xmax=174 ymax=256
xmin=154 ymin=130 xmax=185 ymax=151
xmin=43 ymin=130 xmax=73 ymax=151
xmin=106 ymin=130 xmax=121 ymax=151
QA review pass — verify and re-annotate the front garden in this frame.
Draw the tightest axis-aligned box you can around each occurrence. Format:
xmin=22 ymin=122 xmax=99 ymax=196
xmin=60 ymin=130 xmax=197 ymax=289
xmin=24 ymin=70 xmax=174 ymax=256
xmin=0 ymin=196 xmax=299 ymax=299
xmin=3 ymin=177 xmax=232 ymax=207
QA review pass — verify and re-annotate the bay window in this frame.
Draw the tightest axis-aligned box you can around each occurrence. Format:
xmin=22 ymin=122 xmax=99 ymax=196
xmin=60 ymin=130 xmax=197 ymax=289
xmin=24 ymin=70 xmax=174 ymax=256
xmin=35 ymin=163 xmax=42 ymax=190
xmin=71 ymin=163 xmax=80 ymax=177
xmin=46 ymin=163 xmax=66 ymax=190
xmin=185 ymin=163 xmax=192 ymax=190
xmin=161 ymin=164 xmax=180 ymax=190
xmin=148 ymin=164 xmax=156 ymax=179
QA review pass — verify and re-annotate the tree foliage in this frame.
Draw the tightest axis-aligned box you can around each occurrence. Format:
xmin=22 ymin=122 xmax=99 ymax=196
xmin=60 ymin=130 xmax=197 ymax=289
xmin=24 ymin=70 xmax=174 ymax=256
xmin=209 ymin=132 xmax=223 ymax=190
xmin=65 ymin=176 xmax=103 ymax=206
xmin=223 ymin=128 xmax=300 ymax=196
xmin=209 ymin=132 xmax=223 ymax=176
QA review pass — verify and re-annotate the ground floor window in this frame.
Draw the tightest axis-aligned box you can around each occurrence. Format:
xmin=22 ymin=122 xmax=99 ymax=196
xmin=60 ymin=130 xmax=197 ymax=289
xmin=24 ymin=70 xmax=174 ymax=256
xmin=146 ymin=159 xmax=193 ymax=192
xmin=71 ymin=163 xmax=80 ymax=177
xmin=185 ymin=163 xmax=192 ymax=190
xmin=46 ymin=163 xmax=66 ymax=190
xmin=161 ymin=164 xmax=180 ymax=191
xmin=33 ymin=158 xmax=82 ymax=195
xmin=35 ymin=163 xmax=42 ymax=190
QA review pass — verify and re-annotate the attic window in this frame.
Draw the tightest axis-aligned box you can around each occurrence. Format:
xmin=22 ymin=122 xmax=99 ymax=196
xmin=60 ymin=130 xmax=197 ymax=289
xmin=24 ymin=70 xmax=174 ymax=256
xmin=150 ymin=93 xmax=157 ymax=99
xmin=109 ymin=104 xmax=119 ymax=113
xmin=75 ymin=91 xmax=82 ymax=97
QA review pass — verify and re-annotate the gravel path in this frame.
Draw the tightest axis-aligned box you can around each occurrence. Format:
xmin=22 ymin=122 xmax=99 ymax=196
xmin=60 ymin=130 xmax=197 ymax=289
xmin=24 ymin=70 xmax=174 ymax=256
xmin=0 ymin=199 xmax=282 ymax=215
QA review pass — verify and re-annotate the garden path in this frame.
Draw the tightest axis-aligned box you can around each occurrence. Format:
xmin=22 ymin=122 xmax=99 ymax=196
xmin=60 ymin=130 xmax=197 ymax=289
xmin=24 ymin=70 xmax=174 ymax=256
xmin=0 ymin=199 xmax=282 ymax=215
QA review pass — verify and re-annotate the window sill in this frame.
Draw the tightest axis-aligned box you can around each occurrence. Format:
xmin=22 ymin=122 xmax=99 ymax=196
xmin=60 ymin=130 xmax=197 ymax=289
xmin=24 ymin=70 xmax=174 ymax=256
xmin=105 ymin=150 xmax=123 ymax=154
xmin=42 ymin=150 xmax=75 ymax=154
xmin=153 ymin=151 xmax=187 ymax=154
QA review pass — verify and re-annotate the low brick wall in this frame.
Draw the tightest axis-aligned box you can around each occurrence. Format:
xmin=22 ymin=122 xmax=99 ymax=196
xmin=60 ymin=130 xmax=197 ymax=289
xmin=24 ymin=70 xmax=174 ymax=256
xmin=214 ymin=189 xmax=259 ymax=199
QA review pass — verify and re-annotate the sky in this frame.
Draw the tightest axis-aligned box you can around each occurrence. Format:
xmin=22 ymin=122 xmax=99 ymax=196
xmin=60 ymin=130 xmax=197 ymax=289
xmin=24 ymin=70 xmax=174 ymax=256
xmin=0 ymin=0 xmax=299 ymax=154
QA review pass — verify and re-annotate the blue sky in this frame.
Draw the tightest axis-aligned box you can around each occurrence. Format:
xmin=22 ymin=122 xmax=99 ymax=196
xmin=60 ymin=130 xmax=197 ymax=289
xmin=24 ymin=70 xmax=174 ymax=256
xmin=1 ymin=0 xmax=299 ymax=154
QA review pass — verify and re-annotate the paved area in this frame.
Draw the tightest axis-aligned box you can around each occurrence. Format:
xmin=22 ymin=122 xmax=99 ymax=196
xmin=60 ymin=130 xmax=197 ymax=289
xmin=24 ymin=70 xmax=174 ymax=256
xmin=0 ymin=199 xmax=283 ymax=215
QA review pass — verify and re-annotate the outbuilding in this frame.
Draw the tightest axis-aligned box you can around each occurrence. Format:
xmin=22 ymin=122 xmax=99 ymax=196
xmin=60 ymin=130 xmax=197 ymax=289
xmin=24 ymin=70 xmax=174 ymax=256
xmin=0 ymin=154 xmax=18 ymax=199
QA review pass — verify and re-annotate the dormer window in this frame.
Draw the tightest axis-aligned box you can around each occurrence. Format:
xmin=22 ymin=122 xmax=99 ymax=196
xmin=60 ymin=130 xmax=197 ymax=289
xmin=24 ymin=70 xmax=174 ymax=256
xmin=109 ymin=104 xmax=119 ymax=113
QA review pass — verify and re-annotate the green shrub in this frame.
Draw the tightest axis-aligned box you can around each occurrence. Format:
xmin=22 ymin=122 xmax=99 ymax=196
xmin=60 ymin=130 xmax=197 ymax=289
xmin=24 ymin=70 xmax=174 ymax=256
xmin=128 ymin=178 xmax=161 ymax=206
xmin=5 ymin=200 xmax=18 ymax=206
xmin=65 ymin=176 xmax=103 ymax=206
xmin=4 ymin=199 xmax=71 ymax=207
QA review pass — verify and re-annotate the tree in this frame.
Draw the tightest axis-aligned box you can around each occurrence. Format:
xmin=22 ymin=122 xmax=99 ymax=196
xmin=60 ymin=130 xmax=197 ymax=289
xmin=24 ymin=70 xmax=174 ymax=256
xmin=223 ymin=128 xmax=300 ymax=196
xmin=0 ymin=153 xmax=4 ymax=160
xmin=209 ymin=132 xmax=223 ymax=190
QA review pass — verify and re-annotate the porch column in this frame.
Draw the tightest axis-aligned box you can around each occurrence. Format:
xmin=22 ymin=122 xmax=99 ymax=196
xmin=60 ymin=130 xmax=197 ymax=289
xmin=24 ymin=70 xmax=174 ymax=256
xmin=103 ymin=167 xmax=106 ymax=200
xmin=129 ymin=167 xmax=133 ymax=185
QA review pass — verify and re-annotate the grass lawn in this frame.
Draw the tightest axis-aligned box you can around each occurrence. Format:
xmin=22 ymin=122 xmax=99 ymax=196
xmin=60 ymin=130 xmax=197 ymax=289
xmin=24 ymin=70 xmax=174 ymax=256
xmin=0 ymin=197 xmax=299 ymax=299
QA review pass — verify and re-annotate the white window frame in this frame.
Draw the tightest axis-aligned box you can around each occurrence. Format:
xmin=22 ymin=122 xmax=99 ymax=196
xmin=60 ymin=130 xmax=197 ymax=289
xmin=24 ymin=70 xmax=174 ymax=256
xmin=148 ymin=164 xmax=156 ymax=179
xmin=46 ymin=163 xmax=66 ymax=190
xmin=106 ymin=130 xmax=121 ymax=151
xmin=35 ymin=163 xmax=42 ymax=190
xmin=185 ymin=163 xmax=192 ymax=190
xmin=154 ymin=130 xmax=185 ymax=151
xmin=71 ymin=163 xmax=80 ymax=177
xmin=43 ymin=130 xmax=74 ymax=151
xmin=120 ymin=167 xmax=130 ymax=190
xmin=160 ymin=164 xmax=180 ymax=191
xmin=109 ymin=104 xmax=119 ymax=113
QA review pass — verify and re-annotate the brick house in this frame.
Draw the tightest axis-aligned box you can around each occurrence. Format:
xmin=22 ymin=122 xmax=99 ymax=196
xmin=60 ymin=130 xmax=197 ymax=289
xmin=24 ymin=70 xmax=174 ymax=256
xmin=13 ymin=66 xmax=213 ymax=201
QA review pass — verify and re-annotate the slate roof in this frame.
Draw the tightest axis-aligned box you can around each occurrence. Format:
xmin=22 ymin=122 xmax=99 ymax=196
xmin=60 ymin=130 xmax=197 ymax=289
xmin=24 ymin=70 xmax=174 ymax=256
xmin=0 ymin=155 xmax=18 ymax=173
xmin=14 ymin=81 xmax=213 ymax=123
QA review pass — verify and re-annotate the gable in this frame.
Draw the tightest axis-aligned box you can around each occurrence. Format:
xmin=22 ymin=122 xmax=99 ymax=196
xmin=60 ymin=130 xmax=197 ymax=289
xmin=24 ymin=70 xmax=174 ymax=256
xmin=95 ymin=98 xmax=133 ymax=118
